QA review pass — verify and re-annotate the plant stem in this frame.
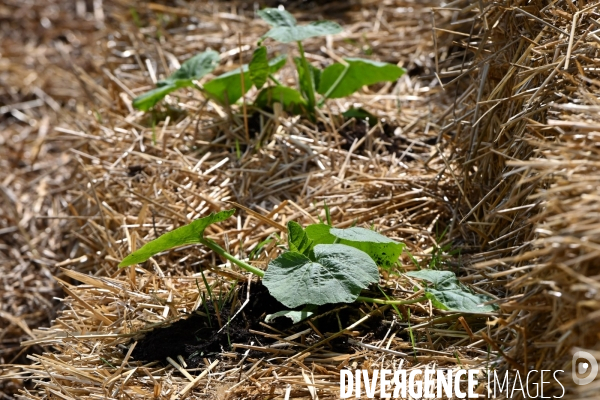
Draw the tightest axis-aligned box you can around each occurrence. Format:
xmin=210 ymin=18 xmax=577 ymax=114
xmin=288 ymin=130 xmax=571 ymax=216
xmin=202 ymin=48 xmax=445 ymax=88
xmin=296 ymin=41 xmax=316 ymax=118
xmin=201 ymin=239 xmax=265 ymax=278
xmin=269 ymin=74 xmax=283 ymax=86
xmin=356 ymin=295 xmax=427 ymax=306
xmin=318 ymin=64 xmax=349 ymax=107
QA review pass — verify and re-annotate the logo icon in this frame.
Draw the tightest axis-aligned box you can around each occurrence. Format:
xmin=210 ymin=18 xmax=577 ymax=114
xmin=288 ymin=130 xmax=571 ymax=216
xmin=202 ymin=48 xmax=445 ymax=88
xmin=572 ymin=350 xmax=599 ymax=385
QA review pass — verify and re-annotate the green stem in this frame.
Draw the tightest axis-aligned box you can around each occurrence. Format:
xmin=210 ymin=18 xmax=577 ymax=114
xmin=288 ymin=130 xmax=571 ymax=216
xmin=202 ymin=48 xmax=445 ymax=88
xmin=318 ymin=64 xmax=349 ymax=107
xmin=296 ymin=41 xmax=316 ymax=118
xmin=269 ymin=74 xmax=283 ymax=86
xmin=201 ymin=239 xmax=265 ymax=278
xmin=356 ymin=296 xmax=427 ymax=306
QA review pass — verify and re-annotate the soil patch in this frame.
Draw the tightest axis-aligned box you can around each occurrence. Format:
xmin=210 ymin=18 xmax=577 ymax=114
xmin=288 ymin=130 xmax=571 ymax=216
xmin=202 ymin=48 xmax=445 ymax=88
xmin=129 ymin=281 xmax=386 ymax=367
xmin=131 ymin=281 xmax=285 ymax=367
xmin=337 ymin=119 xmax=437 ymax=161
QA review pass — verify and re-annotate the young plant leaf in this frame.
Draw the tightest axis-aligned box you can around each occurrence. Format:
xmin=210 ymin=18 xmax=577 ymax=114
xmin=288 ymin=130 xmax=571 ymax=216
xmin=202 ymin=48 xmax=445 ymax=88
xmin=342 ymin=107 xmax=378 ymax=127
xmin=257 ymin=8 xmax=342 ymax=43
xmin=318 ymin=58 xmax=405 ymax=99
xmin=269 ymin=55 xmax=288 ymax=74
xmin=132 ymin=84 xmax=181 ymax=112
xmin=257 ymin=8 xmax=297 ymax=28
xmin=255 ymin=86 xmax=308 ymax=115
xmin=203 ymin=68 xmax=247 ymax=106
xmin=132 ymin=50 xmax=220 ymax=111
xmin=405 ymin=270 xmax=458 ymax=288
xmin=405 ymin=270 xmax=497 ymax=313
xmin=262 ymin=21 xmax=344 ymax=43
xmin=263 ymin=244 xmax=379 ymax=308
xmin=330 ymin=227 xmax=404 ymax=269
xmin=204 ymin=55 xmax=286 ymax=105
xmin=287 ymin=221 xmax=313 ymax=256
xmin=159 ymin=50 xmax=220 ymax=86
xmin=304 ymin=223 xmax=335 ymax=244
xmin=119 ymin=209 xmax=235 ymax=267
xmin=265 ymin=305 xmax=317 ymax=324
xmin=303 ymin=224 xmax=404 ymax=269
xmin=249 ymin=46 xmax=269 ymax=89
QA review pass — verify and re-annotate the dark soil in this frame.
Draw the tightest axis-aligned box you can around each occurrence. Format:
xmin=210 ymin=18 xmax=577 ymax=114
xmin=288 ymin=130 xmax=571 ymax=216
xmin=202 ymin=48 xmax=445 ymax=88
xmin=130 ymin=280 xmax=289 ymax=367
xmin=130 ymin=280 xmax=397 ymax=367
xmin=337 ymin=119 xmax=437 ymax=161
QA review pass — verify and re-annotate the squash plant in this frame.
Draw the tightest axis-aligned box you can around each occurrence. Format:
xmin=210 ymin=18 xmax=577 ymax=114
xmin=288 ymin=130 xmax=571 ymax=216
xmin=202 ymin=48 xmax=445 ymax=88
xmin=132 ymin=8 xmax=406 ymax=120
xmin=119 ymin=209 xmax=497 ymax=323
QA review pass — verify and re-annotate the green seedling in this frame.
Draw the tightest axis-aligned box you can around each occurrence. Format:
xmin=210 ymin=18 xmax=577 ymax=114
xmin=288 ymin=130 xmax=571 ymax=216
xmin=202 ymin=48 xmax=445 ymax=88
xmin=253 ymin=8 xmax=406 ymax=119
xmin=131 ymin=8 xmax=406 ymax=121
xmin=407 ymin=308 xmax=417 ymax=359
xmin=119 ymin=209 xmax=497 ymax=324
xmin=196 ymin=280 xmax=212 ymax=328
xmin=248 ymin=235 xmax=277 ymax=260
xmin=428 ymin=224 xmax=461 ymax=270
xmin=100 ymin=358 xmax=116 ymax=369
xmin=203 ymin=55 xmax=287 ymax=106
xmin=323 ymin=201 xmax=332 ymax=225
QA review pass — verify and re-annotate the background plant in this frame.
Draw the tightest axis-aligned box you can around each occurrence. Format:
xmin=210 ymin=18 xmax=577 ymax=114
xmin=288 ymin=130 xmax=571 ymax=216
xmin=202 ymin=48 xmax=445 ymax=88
xmin=132 ymin=8 xmax=406 ymax=121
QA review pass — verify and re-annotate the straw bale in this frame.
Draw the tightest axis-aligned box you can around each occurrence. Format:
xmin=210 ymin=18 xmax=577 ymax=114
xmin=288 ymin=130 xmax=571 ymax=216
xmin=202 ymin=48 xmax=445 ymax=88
xmin=0 ymin=0 xmax=117 ymax=396
xmin=437 ymin=0 xmax=600 ymax=397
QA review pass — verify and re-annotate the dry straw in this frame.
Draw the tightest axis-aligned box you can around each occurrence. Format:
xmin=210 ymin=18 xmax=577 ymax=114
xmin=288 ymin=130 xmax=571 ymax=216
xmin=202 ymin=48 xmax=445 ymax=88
xmin=438 ymin=0 xmax=600 ymax=398
xmin=1 ymin=0 xmax=468 ymax=398
xmin=2 ymin=0 xmax=599 ymax=399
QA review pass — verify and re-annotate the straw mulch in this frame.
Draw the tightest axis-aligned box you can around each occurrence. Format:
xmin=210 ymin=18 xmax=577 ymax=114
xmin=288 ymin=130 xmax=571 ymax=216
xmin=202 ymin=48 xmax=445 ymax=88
xmin=441 ymin=0 xmax=600 ymax=398
xmin=2 ymin=0 xmax=477 ymax=398
xmin=0 ymin=0 xmax=115 ymax=397
xmin=2 ymin=0 xmax=600 ymax=399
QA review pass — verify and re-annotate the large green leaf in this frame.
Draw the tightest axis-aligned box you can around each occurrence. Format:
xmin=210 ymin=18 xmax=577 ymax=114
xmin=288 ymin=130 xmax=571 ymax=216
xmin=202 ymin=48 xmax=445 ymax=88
xmin=249 ymin=46 xmax=269 ymax=89
xmin=132 ymin=50 xmax=220 ymax=111
xmin=257 ymin=8 xmax=342 ymax=44
xmin=405 ymin=270 xmax=497 ymax=313
xmin=255 ymin=86 xmax=308 ymax=115
xmin=204 ymin=55 xmax=286 ymax=105
xmin=303 ymin=224 xmax=404 ymax=269
xmin=263 ymin=244 xmax=379 ymax=308
xmin=119 ymin=209 xmax=235 ymax=267
xmin=318 ymin=58 xmax=405 ymax=99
